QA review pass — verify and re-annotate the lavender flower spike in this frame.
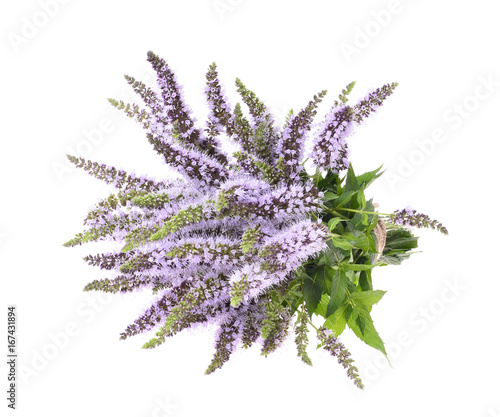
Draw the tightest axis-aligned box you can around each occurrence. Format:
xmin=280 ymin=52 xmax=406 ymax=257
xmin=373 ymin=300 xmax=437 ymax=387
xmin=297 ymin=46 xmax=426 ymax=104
xmin=317 ymin=327 xmax=364 ymax=389
xmin=389 ymin=206 xmax=448 ymax=235
xmin=229 ymin=220 xmax=329 ymax=307
xmin=277 ymin=90 xmax=327 ymax=182
xmin=310 ymin=104 xmax=354 ymax=173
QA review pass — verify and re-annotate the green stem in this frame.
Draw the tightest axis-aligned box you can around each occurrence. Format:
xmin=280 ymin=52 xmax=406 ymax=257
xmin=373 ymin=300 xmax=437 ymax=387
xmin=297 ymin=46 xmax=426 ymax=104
xmin=353 ymin=251 xmax=364 ymax=263
xmin=320 ymin=205 xmax=349 ymax=219
xmin=337 ymin=207 xmax=392 ymax=216
xmin=327 ymin=233 xmax=342 ymax=240
xmin=307 ymin=318 xmax=318 ymax=331
xmin=300 ymin=302 xmax=319 ymax=331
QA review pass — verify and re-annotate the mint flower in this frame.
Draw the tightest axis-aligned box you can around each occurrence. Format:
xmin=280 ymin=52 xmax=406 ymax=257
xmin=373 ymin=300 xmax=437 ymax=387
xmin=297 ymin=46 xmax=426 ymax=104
xmin=65 ymin=51 xmax=447 ymax=388
xmin=317 ymin=327 xmax=364 ymax=389
xmin=389 ymin=206 xmax=449 ymax=235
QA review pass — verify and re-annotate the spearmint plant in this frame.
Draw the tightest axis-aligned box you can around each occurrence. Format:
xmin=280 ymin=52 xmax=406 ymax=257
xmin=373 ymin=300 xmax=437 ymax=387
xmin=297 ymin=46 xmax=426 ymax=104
xmin=64 ymin=51 xmax=447 ymax=389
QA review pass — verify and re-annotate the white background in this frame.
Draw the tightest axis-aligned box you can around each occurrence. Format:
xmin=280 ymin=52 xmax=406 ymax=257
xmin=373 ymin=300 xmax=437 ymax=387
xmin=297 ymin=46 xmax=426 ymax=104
xmin=1 ymin=1 xmax=499 ymax=416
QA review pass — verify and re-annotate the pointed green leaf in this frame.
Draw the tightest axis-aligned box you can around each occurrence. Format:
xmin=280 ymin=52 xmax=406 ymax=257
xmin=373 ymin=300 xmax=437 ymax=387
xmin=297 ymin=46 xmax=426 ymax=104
xmin=351 ymin=212 xmax=369 ymax=230
xmin=330 ymin=191 xmax=359 ymax=210
xmin=327 ymin=217 xmax=342 ymax=231
xmin=324 ymin=303 xmax=348 ymax=336
xmin=317 ymin=171 xmax=338 ymax=192
xmin=384 ymin=229 xmax=418 ymax=252
xmin=356 ymin=312 xmax=366 ymax=335
xmin=342 ymin=232 xmax=369 ymax=252
xmin=303 ymin=267 xmax=331 ymax=317
xmin=315 ymin=293 xmax=330 ymax=317
xmin=367 ymin=231 xmax=377 ymax=253
xmin=326 ymin=268 xmax=348 ymax=317
xmin=365 ymin=200 xmax=380 ymax=232
xmin=378 ymin=252 xmax=413 ymax=265
xmin=326 ymin=240 xmax=351 ymax=263
xmin=330 ymin=237 xmax=354 ymax=251
xmin=357 ymin=165 xmax=384 ymax=188
xmin=344 ymin=165 xmax=359 ymax=193
xmin=348 ymin=308 xmax=387 ymax=356
xmin=349 ymin=290 xmax=386 ymax=308
xmin=358 ymin=270 xmax=373 ymax=292
xmin=344 ymin=303 xmax=353 ymax=322
xmin=323 ymin=192 xmax=338 ymax=201
xmin=343 ymin=263 xmax=378 ymax=271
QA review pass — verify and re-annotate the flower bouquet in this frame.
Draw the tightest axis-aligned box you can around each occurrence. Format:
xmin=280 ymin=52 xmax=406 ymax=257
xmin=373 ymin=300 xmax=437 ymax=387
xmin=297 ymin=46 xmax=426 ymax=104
xmin=64 ymin=51 xmax=447 ymax=388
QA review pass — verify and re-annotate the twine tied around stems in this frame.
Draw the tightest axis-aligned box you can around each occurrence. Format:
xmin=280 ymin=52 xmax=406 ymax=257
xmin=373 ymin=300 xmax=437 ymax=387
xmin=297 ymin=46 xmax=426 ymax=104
xmin=373 ymin=219 xmax=386 ymax=262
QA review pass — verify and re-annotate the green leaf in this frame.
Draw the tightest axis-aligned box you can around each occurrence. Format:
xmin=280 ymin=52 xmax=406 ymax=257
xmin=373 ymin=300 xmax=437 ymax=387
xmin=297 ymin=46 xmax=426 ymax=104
xmin=330 ymin=237 xmax=354 ymax=251
xmin=303 ymin=267 xmax=329 ymax=317
xmin=348 ymin=308 xmax=387 ymax=356
xmin=326 ymin=269 xmax=348 ymax=317
xmin=324 ymin=303 xmax=348 ymax=336
xmin=317 ymin=171 xmax=338 ymax=192
xmin=384 ymin=229 xmax=418 ymax=252
xmin=343 ymin=263 xmax=378 ymax=271
xmin=349 ymin=290 xmax=386 ymax=308
xmin=356 ymin=186 xmax=367 ymax=210
xmin=326 ymin=240 xmax=351 ymax=262
xmin=327 ymin=217 xmax=342 ymax=231
xmin=349 ymin=190 xmax=368 ymax=228
xmin=323 ymin=192 xmax=337 ymax=201
xmin=365 ymin=200 xmax=380 ymax=232
xmin=330 ymin=191 xmax=359 ymax=210
xmin=356 ymin=313 xmax=366 ymax=335
xmin=289 ymin=295 xmax=304 ymax=315
xmin=319 ymin=241 xmax=351 ymax=278
xmin=342 ymin=231 xmax=369 ymax=252
xmin=344 ymin=165 xmax=359 ymax=193
xmin=357 ymin=165 xmax=384 ymax=189
xmin=379 ymin=228 xmax=419 ymax=265
xmin=351 ymin=213 xmax=367 ymax=230
xmin=344 ymin=303 xmax=353 ymax=322
xmin=358 ymin=270 xmax=373 ymax=292
xmin=345 ymin=268 xmax=358 ymax=284
xmin=367 ymin=231 xmax=377 ymax=253
xmin=378 ymin=252 xmax=413 ymax=265
xmin=315 ymin=293 xmax=330 ymax=317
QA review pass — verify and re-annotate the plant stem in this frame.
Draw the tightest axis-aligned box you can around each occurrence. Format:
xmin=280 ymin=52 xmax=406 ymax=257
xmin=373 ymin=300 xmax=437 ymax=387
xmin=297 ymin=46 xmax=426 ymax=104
xmin=337 ymin=207 xmax=392 ymax=216
xmin=353 ymin=251 xmax=364 ymax=263
xmin=327 ymin=233 xmax=342 ymax=240
xmin=307 ymin=319 xmax=318 ymax=331
xmin=320 ymin=205 xmax=349 ymax=219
